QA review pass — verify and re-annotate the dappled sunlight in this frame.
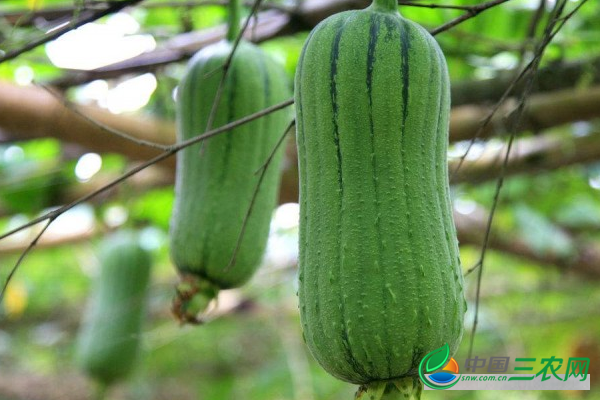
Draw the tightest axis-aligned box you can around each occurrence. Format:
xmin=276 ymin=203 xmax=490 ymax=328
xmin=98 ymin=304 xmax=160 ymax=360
xmin=74 ymin=153 xmax=102 ymax=182
xmin=45 ymin=13 xmax=155 ymax=70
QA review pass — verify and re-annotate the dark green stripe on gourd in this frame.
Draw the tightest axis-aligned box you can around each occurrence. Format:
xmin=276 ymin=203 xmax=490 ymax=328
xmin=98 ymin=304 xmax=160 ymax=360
xmin=295 ymin=0 xmax=466 ymax=398
xmin=170 ymin=1 xmax=292 ymax=322
xmin=76 ymin=232 xmax=152 ymax=387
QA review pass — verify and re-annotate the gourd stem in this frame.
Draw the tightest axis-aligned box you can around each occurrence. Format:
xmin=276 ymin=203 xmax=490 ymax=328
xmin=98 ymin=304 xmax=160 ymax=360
xmin=355 ymin=377 xmax=423 ymax=400
xmin=227 ymin=0 xmax=241 ymax=42
xmin=371 ymin=0 xmax=399 ymax=12
xmin=172 ymin=274 xmax=220 ymax=324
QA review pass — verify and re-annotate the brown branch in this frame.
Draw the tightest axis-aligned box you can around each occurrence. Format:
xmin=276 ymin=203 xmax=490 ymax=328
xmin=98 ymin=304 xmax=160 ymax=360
xmin=454 ymin=0 xmax=590 ymax=191
xmin=64 ymin=165 xmax=174 ymax=203
xmin=0 ymin=225 xmax=100 ymax=255
xmin=38 ymin=84 xmax=170 ymax=151
xmin=449 ymin=85 xmax=600 ymax=142
xmin=3 ymin=82 xmax=600 ymax=165
xmin=47 ymin=0 xmax=375 ymax=89
xmin=455 ymin=206 xmax=600 ymax=278
xmin=451 ymin=130 xmax=600 ymax=184
xmin=0 ymin=164 xmax=172 ymax=219
xmin=1 ymin=82 xmax=599 ymax=219
xmin=452 ymin=54 xmax=600 ymax=106
xmin=0 ymin=0 xmax=479 ymax=28
xmin=0 ymin=0 xmax=145 ymax=64
xmin=43 ymin=0 xmax=593 ymax=101
xmin=450 ymin=40 xmax=554 ymax=178
xmin=48 ymin=6 xmax=293 ymax=89
xmin=5 ymin=123 xmax=594 ymax=224
xmin=0 ymin=96 xmax=293 ymax=299
xmin=0 ymin=81 xmax=176 ymax=168
xmin=50 ymin=0 xmax=507 ymax=88
xmin=0 ymin=1 xmax=287 ymax=26
xmin=0 ymin=97 xmax=294 ymax=242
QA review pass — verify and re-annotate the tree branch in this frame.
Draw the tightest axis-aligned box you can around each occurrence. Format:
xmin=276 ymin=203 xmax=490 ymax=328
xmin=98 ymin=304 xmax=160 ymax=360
xmin=0 ymin=98 xmax=294 ymax=242
xmin=455 ymin=206 xmax=600 ymax=278
xmin=3 ymin=82 xmax=600 ymax=165
xmin=39 ymin=84 xmax=170 ymax=151
xmin=0 ymin=0 xmax=145 ymax=64
xmin=449 ymin=84 xmax=600 ymax=142
xmin=4 ymin=122 xmax=594 ymax=229
xmin=451 ymin=130 xmax=600 ymax=184
xmin=0 ymin=81 xmax=175 ymax=168
xmin=1 ymin=81 xmax=599 ymax=218
xmin=49 ymin=0 xmax=515 ymax=89
xmin=452 ymin=49 xmax=600 ymax=107
xmin=0 ymin=225 xmax=100 ymax=255
xmin=0 ymin=1 xmax=285 ymax=26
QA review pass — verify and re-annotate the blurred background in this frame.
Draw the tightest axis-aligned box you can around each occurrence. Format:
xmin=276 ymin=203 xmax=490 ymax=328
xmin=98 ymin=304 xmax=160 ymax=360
xmin=0 ymin=0 xmax=599 ymax=399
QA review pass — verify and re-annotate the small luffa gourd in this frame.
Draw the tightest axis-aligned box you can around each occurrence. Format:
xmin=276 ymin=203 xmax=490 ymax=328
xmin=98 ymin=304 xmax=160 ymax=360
xmin=76 ymin=232 xmax=152 ymax=391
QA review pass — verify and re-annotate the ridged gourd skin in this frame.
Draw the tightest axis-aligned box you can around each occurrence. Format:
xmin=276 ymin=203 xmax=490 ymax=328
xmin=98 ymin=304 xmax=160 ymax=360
xmin=295 ymin=0 xmax=467 ymax=394
xmin=169 ymin=40 xmax=292 ymax=317
xmin=76 ymin=232 xmax=152 ymax=386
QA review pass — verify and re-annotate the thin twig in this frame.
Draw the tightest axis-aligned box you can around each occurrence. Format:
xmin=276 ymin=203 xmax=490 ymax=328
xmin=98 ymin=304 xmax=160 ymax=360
xmin=430 ymin=0 xmax=513 ymax=36
xmin=225 ymin=118 xmax=294 ymax=272
xmin=526 ymin=0 xmax=547 ymax=43
xmin=143 ymin=0 xmax=288 ymax=12
xmin=0 ymin=97 xmax=294 ymax=243
xmin=0 ymin=0 xmax=144 ymax=64
xmin=0 ymin=219 xmax=54 ymax=304
xmin=44 ymin=0 xmax=514 ymax=89
xmin=38 ymin=84 xmax=170 ymax=151
xmin=255 ymin=120 xmax=295 ymax=175
xmin=0 ymin=97 xmax=293 ymax=302
xmin=399 ymin=1 xmax=488 ymax=11
xmin=0 ymin=1 xmax=287 ymax=26
xmin=450 ymin=0 xmax=588 ymax=179
xmin=465 ymin=133 xmax=516 ymax=372
xmin=204 ymin=0 xmax=264 ymax=132
xmin=464 ymin=0 xmax=587 ymax=367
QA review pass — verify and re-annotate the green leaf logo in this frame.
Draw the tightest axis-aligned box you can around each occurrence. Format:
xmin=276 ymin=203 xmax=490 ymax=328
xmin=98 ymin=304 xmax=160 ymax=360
xmin=425 ymin=343 xmax=450 ymax=372
xmin=419 ymin=344 xmax=460 ymax=390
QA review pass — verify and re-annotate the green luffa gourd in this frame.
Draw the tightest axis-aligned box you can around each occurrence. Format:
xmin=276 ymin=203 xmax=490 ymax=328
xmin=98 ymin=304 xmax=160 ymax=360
xmin=170 ymin=0 xmax=292 ymax=323
xmin=295 ymin=0 xmax=466 ymax=398
xmin=76 ymin=232 xmax=152 ymax=388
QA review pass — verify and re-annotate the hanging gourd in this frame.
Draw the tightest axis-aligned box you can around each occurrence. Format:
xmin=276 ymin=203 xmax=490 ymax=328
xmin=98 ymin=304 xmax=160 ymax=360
xmin=76 ymin=232 xmax=152 ymax=397
xmin=170 ymin=0 xmax=292 ymax=323
xmin=295 ymin=1 xmax=467 ymax=398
